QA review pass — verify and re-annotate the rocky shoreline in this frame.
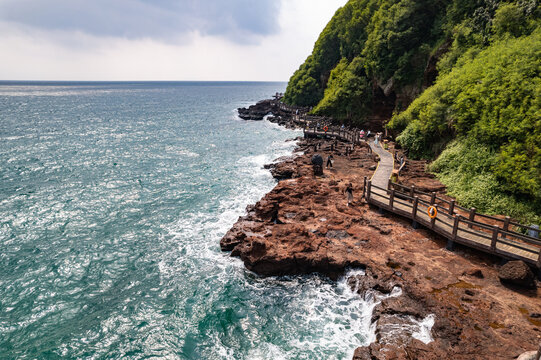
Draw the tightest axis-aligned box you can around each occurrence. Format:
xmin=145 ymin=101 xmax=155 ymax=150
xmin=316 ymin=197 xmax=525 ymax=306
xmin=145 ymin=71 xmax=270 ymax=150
xmin=222 ymin=102 xmax=541 ymax=359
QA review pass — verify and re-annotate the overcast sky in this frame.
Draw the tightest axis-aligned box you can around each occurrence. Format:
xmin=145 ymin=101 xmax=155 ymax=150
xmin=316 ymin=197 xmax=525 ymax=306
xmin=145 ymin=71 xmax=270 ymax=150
xmin=0 ymin=0 xmax=347 ymax=81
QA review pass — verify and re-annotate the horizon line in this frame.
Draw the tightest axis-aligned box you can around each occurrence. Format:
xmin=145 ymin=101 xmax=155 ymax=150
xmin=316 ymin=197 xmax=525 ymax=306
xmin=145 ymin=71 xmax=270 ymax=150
xmin=0 ymin=80 xmax=288 ymax=83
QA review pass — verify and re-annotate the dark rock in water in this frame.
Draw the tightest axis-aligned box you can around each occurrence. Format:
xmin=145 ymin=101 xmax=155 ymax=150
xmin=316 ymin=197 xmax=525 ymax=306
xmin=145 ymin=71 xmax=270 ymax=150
xmin=265 ymin=156 xmax=299 ymax=180
xmin=347 ymin=269 xmax=396 ymax=296
xmin=270 ymin=162 xmax=296 ymax=180
xmin=352 ymin=347 xmax=372 ymax=360
xmin=237 ymin=100 xmax=273 ymax=120
xmin=498 ymin=261 xmax=535 ymax=288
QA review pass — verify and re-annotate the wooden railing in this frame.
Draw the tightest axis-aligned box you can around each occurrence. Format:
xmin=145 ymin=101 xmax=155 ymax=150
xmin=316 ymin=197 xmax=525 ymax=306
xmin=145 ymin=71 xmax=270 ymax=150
xmin=388 ymin=182 xmax=540 ymax=237
xmin=303 ymin=127 xmax=362 ymax=145
xmin=364 ymin=179 xmax=541 ymax=268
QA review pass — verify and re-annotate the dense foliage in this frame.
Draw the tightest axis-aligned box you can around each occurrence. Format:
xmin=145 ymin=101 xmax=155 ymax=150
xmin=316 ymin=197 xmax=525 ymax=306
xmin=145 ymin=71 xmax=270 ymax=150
xmin=312 ymin=57 xmax=373 ymax=119
xmin=284 ymin=0 xmax=540 ymax=220
xmin=283 ymin=0 xmax=449 ymax=116
xmin=389 ymin=30 xmax=540 ymax=221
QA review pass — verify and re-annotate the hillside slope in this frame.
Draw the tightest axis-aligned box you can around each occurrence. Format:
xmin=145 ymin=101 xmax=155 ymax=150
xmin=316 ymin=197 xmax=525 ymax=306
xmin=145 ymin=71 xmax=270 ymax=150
xmin=284 ymin=0 xmax=540 ymax=221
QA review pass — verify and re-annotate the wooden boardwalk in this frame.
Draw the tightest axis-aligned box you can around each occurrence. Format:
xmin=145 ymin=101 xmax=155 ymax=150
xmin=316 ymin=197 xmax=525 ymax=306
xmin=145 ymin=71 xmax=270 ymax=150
xmin=303 ymin=125 xmax=540 ymax=268
xmin=366 ymin=140 xmax=541 ymax=269
xmin=303 ymin=127 xmax=361 ymax=144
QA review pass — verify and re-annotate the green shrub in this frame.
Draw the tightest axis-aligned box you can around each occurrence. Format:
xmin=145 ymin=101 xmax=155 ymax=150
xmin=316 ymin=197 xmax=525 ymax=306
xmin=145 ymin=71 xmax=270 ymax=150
xmin=430 ymin=140 xmax=541 ymax=223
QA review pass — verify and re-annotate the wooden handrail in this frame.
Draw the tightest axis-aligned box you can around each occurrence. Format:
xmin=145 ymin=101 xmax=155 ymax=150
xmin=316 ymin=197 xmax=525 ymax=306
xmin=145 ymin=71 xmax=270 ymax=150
xmin=389 ymin=181 xmax=539 ymax=243
xmin=366 ymin=180 xmax=541 ymax=266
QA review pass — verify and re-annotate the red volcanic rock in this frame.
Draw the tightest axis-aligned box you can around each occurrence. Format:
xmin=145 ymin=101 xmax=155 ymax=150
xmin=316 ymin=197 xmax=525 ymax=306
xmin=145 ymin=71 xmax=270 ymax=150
xmin=462 ymin=267 xmax=484 ymax=278
xmin=221 ymin=136 xmax=541 ymax=360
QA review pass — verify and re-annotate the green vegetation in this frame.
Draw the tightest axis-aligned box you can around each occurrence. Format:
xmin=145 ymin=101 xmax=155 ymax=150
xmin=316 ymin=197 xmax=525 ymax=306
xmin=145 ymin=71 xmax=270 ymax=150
xmin=389 ymin=30 xmax=540 ymax=222
xmin=283 ymin=0 xmax=448 ymax=119
xmin=284 ymin=0 xmax=540 ymax=221
xmin=312 ymin=57 xmax=372 ymax=120
xmin=429 ymin=140 xmax=540 ymax=223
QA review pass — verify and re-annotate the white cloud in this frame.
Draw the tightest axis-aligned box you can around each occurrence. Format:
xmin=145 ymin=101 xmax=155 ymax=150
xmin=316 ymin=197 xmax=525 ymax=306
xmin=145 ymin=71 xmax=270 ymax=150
xmin=0 ymin=0 xmax=347 ymax=81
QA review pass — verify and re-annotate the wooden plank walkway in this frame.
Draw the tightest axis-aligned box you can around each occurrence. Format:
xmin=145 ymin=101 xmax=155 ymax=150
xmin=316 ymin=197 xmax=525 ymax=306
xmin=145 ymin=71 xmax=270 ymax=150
xmin=303 ymin=125 xmax=540 ymax=268
xmin=366 ymin=140 xmax=541 ymax=269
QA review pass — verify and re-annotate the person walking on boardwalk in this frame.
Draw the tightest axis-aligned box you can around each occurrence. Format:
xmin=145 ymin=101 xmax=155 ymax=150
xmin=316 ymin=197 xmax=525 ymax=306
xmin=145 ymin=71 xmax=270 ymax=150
xmin=345 ymin=183 xmax=353 ymax=206
xmin=326 ymin=154 xmax=334 ymax=168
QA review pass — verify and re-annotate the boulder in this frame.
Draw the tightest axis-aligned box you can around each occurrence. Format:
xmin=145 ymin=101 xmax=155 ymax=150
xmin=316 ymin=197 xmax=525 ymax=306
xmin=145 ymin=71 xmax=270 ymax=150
xmin=498 ymin=261 xmax=536 ymax=288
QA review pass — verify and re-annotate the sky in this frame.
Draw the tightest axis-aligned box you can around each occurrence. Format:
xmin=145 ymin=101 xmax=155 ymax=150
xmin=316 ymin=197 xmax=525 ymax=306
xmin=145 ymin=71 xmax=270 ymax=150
xmin=0 ymin=0 xmax=347 ymax=81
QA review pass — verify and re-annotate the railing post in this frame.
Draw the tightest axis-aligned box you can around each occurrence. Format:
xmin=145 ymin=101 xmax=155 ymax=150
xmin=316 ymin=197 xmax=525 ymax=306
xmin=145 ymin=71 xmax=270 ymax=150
xmin=390 ymin=189 xmax=395 ymax=209
xmin=452 ymin=215 xmax=461 ymax=241
xmin=363 ymin=176 xmax=367 ymax=199
xmin=449 ymin=200 xmax=455 ymax=215
xmin=537 ymin=248 xmax=541 ymax=269
xmin=491 ymin=225 xmax=499 ymax=251
xmin=448 ymin=215 xmax=461 ymax=251
xmin=503 ymin=216 xmax=510 ymax=239
xmin=367 ymin=180 xmax=372 ymax=201
xmin=468 ymin=208 xmax=476 ymax=229
xmin=430 ymin=192 xmax=436 ymax=205
xmin=412 ymin=196 xmax=419 ymax=220
xmin=410 ymin=185 xmax=415 ymax=198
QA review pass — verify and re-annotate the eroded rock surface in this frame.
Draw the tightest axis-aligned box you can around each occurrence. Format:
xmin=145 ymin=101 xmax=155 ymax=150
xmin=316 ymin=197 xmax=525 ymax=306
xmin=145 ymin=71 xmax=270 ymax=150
xmin=221 ymin=136 xmax=541 ymax=359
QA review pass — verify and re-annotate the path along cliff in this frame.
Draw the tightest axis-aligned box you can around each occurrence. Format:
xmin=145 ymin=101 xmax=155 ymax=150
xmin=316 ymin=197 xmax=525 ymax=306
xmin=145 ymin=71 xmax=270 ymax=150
xmin=220 ymin=111 xmax=541 ymax=359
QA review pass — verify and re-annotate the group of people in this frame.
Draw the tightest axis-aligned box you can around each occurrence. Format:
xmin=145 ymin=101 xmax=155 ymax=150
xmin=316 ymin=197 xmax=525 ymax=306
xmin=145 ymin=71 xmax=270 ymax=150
xmin=306 ymin=124 xmax=385 ymax=208
xmin=359 ymin=129 xmax=371 ymax=139
xmin=359 ymin=129 xmax=384 ymax=145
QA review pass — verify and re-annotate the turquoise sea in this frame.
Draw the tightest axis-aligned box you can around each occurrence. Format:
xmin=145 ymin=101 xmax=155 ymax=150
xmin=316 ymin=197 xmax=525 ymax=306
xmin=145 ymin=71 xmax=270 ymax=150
xmin=0 ymin=82 xmax=376 ymax=359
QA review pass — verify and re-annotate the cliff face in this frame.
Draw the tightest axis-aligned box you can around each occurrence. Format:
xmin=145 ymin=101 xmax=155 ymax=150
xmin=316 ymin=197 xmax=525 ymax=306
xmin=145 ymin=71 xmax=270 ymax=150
xmin=283 ymin=0 xmax=458 ymax=122
xmin=284 ymin=0 xmax=541 ymax=222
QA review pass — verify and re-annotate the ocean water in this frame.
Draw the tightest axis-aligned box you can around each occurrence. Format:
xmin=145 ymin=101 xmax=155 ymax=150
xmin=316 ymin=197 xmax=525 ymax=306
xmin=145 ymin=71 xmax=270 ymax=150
xmin=1 ymin=81 xmax=389 ymax=359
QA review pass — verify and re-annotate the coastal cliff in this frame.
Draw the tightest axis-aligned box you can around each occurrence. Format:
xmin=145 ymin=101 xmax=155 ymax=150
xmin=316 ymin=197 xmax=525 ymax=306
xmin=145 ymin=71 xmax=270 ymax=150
xmin=283 ymin=0 xmax=540 ymax=223
xmin=220 ymin=0 xmax=540 ymax=357
xmin=220 ymin=123 xmax=541 ymax=358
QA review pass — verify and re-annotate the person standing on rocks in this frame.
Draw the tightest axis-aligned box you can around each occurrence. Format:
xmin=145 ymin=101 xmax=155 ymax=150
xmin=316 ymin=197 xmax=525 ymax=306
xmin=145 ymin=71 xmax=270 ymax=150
xmin=345 ymin=183 xmax=354 ymax=206
xmin=270 ymin=203 xmax=283 ymax=224
xmin=326 ymin=154 xmax=334 ymax=168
